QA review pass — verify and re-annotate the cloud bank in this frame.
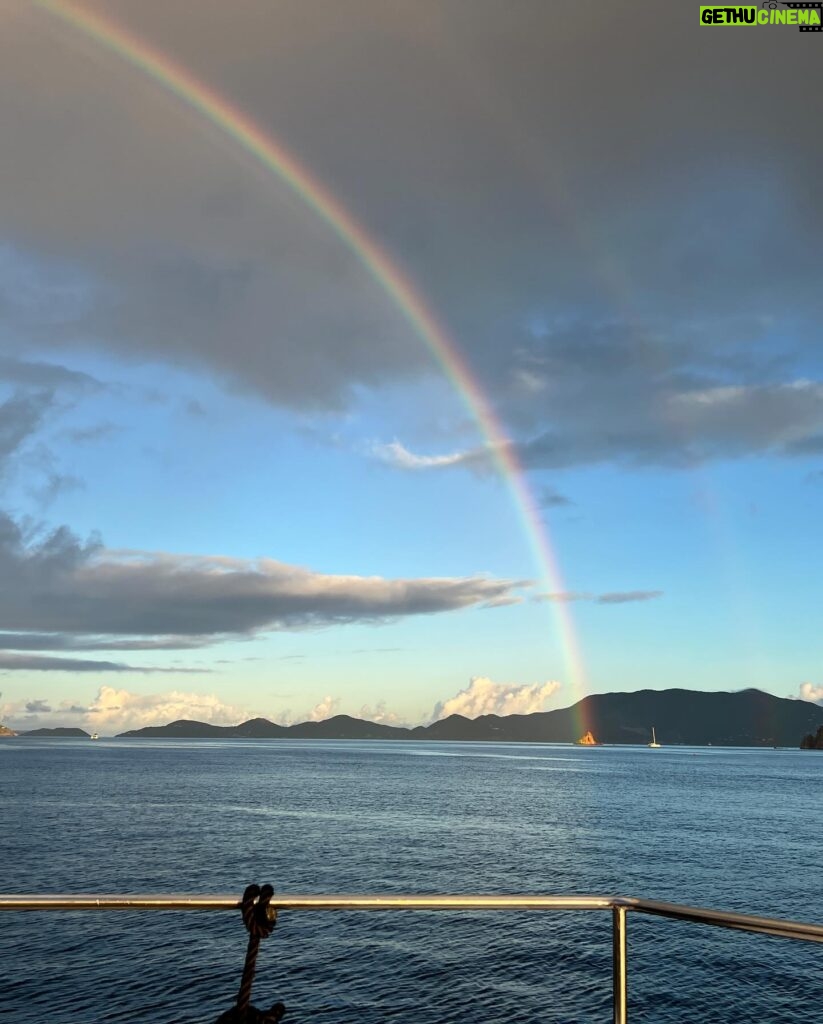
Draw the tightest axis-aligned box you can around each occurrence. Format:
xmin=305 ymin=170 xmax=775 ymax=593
xmin=430 ymin=676 xmax=561 ymax=722
xmin=1 ymin=2 xmax=821 ymax=467
xmin=1 ymin=684 xmax=250 ymax=734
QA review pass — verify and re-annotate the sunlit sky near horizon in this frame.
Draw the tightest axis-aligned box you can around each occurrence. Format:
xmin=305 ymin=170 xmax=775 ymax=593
xmin=1 ymin=0 xmax=822 ymax=733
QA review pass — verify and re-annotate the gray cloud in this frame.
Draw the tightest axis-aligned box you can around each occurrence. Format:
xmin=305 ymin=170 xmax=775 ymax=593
xmin=537 ymin=486 xmax=573 ymax=509
xmin=0 ymin=653 xmax=209 ymax=673
xmin=376 ymin=379 xmax=823 ymax=472
xmin=0 ymin=357 xmax=101 ymax=391
xmin=0 ymin=391 xmax=54 ymax=469
xmin=0 ymin=632 xmax=219 ymax=651
xmin=0 ymin=511 xmax=523 ymax=648
xmin=66 ymin=422 xmax=121 ymax=444
xmin=30 ymin=471 xmax=85 ymax=507
xmin=25 ymin=698 xmax=51 ymax=713
xmin=0 ymin=0 xmax=818 ymax=468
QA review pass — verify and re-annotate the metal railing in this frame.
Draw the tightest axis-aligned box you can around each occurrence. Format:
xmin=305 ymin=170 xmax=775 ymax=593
xmin=2 ymin=892 xmax=822 ymax=1022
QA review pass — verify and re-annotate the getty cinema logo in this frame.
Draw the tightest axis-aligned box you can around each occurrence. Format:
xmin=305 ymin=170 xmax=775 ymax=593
xmin=700 ymin=3 xmax=823 ymax=30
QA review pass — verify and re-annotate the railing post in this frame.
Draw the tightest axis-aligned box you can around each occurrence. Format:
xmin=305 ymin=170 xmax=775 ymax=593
xmin=612 ymin=904 xmax=627 ymax=1023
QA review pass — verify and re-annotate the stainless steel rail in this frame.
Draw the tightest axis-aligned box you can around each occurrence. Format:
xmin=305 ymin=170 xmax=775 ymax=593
xmin=2 ymin=892 xmax=821 ymax=1023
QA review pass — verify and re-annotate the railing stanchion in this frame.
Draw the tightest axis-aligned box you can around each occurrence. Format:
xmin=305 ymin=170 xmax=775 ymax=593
xmin=612 ymin=904 xmax=628 ymax=1024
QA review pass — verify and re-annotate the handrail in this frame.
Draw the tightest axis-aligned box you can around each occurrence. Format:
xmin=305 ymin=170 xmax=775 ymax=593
xmin=1 ymin=892 xmax=821 ymax=1023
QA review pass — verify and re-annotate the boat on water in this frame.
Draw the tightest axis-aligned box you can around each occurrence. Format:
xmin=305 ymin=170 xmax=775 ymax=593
xmin=90 ymin=733 xmax=99 ymax=741
xmin=648 ymin=727 xmax=661 ymax=748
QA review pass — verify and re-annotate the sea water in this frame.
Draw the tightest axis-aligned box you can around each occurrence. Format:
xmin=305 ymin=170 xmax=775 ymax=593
xmin=1 ymin=739 xmax=820 ymax=1022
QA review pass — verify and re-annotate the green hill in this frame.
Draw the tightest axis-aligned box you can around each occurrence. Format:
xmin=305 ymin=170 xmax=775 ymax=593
xmin=118 ymin=687 xmax=823 ymax=746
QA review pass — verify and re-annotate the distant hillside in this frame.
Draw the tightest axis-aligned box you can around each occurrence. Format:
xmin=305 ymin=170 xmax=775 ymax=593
xmin=119 ymin=688 xmax=823 ymax=746
xmin=0 ymin=723 xmax=17 ymax=737
xmin=19 ymin=728 xmax=90 ymax=737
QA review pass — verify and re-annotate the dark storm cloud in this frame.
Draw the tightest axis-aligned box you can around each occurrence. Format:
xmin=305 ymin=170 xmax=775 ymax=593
xmin=0 ymin=510 xmax=523 ymax=644
xmin=1 ymin=1 xmax=821 ymax=458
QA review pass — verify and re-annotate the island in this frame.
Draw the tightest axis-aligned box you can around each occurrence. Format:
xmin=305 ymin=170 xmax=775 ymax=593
xmin=118 ymin=687 xmax=823 ymax=747
xmin=18 ymin=728 xmax=91 ymax=738
xmin=800 ymin=725 xmax=823 ymax=750
xmin=575 ymin=731 xmax=600 ymax=746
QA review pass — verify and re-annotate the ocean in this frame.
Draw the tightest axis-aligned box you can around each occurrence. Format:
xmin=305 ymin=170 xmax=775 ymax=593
xmin=1 ymin=739 xmax=820 ymax=1022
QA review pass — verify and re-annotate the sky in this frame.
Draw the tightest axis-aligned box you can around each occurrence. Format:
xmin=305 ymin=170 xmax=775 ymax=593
xmin=1 ymin=0 xmax=822 ymax=734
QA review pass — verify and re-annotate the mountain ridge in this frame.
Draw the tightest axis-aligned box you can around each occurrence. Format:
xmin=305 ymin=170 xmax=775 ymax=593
xmin=118 ymin=687 xmax=823 ymax=746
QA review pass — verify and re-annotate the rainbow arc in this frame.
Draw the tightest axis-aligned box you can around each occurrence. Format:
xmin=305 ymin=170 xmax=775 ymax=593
xmin=38 ymin=0 xmax=591 ymax=734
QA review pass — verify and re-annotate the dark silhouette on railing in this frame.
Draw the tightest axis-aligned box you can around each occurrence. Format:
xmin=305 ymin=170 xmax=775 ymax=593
xmin=2 ymin=891 xmax=822 ymax=1024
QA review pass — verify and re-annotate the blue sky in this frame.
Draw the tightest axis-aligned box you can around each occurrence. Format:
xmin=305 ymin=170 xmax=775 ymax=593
xmin=1 ymin=1 xmax=821 ymax=732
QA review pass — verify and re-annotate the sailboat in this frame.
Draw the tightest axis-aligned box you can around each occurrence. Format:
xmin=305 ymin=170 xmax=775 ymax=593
xmin=648 ymin=727 xmax=661 ymax=749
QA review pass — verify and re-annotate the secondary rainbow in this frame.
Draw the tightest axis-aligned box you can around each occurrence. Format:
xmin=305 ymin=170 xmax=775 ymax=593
xmin=39 ymin=0 xmax=591 ymax=730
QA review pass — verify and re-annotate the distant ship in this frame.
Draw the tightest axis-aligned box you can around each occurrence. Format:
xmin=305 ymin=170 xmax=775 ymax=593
xmin=575 ymin=730 xmax=600 ymax=746
xmin=648 ymin=727 xmax=661 ymax=749
xmin=90 ymin=733 xmax=99 ymax=741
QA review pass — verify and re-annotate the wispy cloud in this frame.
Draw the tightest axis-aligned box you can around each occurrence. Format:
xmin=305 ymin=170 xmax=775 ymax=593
xmin=596 ymin=590 xmax=663 ymax=604
xmin=536 ymin=590 xmax=662 ymax=605
xmin=0 ymin=357 xmax=101 ymax=392
xmin=66 ymin=422 xmax=121 ymax=444
xmin=0 ymin=632 xmax=226 ymax=652
xmin=371 ymin=440 xmax=482 ymax=471
xmin=536 ymin=486 xmax=574 ymax=509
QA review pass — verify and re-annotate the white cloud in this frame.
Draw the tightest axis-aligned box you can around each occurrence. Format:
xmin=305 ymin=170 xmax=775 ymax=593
xmin=430 ymin=676 xmax=561 ymax=722
xmin=371 ymin=440 xmax=478 ymax=471
xmin=799 ymin=682 xmax=823 ymax=704
xmin=307 ymin=695 xmax=341 ymax=721
xmin=359 ymin=700 xmax=405 ymax=726
xmin=1 ymin=684 xmax=251 ymax=734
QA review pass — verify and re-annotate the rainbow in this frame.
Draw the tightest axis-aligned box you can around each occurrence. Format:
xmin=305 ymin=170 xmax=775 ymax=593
xmin=38 ymin=0 xmax=591 ymax=733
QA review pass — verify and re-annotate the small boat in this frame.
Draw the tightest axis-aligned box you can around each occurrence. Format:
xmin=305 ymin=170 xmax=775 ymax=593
xmin=90 ymin=733 xmax=99 ymax=741
xmin=648 ymin=727 xmax=661 ymax=749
